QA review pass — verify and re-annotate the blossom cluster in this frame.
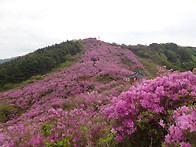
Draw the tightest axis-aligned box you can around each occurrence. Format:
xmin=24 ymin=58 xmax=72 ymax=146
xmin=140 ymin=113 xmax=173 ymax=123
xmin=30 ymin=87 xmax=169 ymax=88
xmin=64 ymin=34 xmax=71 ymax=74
xmin=0 ymin=90 xmax=117 ymax=146
xmin=104 ymin=70 xmax=196 ymax=146
xmin=163 ymin=105 xmax=196 ymax=146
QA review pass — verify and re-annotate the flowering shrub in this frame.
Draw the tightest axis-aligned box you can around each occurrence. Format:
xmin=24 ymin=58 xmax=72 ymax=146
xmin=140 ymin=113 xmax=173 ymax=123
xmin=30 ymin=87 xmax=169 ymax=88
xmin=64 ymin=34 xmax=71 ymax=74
xmin=0 ymin=91 xmax=117 ymax=146
xmin=162 ymin=105 xmax=196 ymax=147
xmin=104 ymin=70 xmax=196 ymax=146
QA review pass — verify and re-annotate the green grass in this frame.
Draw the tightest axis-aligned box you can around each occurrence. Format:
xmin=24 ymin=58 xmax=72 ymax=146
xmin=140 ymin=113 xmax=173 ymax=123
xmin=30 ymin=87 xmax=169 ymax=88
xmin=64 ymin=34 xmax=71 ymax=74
xmin=121 ymin=57 xmax=135 ymax=66
xmin=136 ymin=56 xmax=160 ymax=78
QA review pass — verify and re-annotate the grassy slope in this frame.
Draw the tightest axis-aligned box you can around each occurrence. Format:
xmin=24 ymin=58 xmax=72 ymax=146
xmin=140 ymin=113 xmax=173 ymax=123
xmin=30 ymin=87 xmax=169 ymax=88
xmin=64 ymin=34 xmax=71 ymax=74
xmin=136 ymin=56 xmax=160 ymax=78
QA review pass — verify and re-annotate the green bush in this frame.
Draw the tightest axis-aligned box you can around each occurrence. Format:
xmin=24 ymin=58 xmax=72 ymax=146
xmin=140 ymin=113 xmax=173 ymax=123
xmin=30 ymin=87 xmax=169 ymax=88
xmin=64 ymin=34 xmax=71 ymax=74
xmin=0 ymin=103 xmax=13 ymax=123
xmin=22 ymin=75 xmax=45 ymax=85
xmin=0 ymin=83 xmax=14 ymax=91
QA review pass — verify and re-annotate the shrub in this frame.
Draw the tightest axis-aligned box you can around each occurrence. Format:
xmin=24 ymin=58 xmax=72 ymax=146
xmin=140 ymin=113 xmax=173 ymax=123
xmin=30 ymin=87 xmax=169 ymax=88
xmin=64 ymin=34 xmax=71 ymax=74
xmin=0 ymin=103 xmax=13 ymax=123
xmin=0 ymin=83 xmax=14 ymax=91
xmin=162 ymin=105 xmax=196 ymax=146
xmin=104 ymin=71 xmax=196 ymax=146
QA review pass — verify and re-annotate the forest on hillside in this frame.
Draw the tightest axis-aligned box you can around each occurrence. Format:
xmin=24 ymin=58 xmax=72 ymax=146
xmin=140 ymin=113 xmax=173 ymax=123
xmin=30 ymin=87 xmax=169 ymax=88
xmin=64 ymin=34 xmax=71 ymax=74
xmin=0 ymin=40 xmax=82 ymax=91
xmin=122 ymin=43 xmax=196 ymax=71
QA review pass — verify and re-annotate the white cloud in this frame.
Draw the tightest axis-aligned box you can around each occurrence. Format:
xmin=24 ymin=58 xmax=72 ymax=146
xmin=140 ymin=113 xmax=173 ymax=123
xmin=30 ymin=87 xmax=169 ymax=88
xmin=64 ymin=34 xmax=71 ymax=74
xmin=0 ymin=0 xmax=196 ymax=58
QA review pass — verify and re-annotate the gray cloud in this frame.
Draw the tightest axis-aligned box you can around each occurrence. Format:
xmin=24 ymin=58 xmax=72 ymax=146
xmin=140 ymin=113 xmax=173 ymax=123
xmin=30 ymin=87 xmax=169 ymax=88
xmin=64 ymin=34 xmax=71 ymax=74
xmin=1 ymin=0 xmax=196 ymax=58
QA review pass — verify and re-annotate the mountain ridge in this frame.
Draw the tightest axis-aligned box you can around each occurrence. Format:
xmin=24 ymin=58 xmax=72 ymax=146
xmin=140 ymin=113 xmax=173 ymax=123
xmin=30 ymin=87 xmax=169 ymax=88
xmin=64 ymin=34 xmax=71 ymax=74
xmin=1 ymin=38 xmax=196 ymax=91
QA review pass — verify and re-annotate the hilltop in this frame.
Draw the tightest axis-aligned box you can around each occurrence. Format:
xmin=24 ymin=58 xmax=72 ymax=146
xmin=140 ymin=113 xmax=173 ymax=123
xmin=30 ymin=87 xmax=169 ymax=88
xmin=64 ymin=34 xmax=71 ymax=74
xmin=0 ymin=38 xmax=145 ymax=123
xmin=0 ymin=38 xmax=147 ymax=146
xmin=0 ymin=38 xmax=196 ymax=146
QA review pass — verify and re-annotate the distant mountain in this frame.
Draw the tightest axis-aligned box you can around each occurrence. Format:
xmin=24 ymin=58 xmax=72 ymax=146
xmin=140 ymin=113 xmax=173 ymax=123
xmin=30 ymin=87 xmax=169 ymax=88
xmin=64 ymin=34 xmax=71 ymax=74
xmin=0 ymin=56 xmax=18 ymax=64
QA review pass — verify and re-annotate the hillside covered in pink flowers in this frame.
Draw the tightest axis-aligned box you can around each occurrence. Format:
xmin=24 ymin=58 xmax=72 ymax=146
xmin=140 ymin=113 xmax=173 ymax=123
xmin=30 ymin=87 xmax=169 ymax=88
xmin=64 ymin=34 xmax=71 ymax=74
xmin=0 ymin=38 xmax=196 ymax=147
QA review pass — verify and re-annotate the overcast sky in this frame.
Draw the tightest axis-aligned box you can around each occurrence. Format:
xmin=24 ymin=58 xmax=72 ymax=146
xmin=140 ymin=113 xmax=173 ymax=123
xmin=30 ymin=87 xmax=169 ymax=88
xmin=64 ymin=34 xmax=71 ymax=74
xmin=0 ymin=0 xmax=196 ymax=59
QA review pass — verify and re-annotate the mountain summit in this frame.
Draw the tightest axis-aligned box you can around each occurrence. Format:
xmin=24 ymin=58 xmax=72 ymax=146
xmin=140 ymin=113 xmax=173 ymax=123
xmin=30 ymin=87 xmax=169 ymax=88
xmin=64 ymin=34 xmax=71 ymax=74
xmin=0 ymin=38 xmax=146 ymax=127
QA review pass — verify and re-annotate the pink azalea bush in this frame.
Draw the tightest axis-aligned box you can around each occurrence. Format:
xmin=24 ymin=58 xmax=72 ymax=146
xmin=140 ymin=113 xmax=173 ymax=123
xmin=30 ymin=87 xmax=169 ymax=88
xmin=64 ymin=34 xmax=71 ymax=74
xmin=162 ymin=105 xmax=196 ymax=147
xmin=104 ymin=70 xmax=196 ymax=146
xmin=0 ymin=91 xmax=117 ymax=146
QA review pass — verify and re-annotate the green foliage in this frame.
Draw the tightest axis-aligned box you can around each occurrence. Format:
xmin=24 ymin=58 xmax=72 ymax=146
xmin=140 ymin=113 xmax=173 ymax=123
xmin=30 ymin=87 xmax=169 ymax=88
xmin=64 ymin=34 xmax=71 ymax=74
xmin=44 ymin=135 xmax=72 ymax=147
xmin=123 ymin=118 xmax=167 ymax=147
xmin=125 ymin=43 xmax=196 ymax=72
xmin=0 ymin=103 xmax=13 ymax=123
xmin=41 ymin=123 xmax=52 ymax=137
xmin=51 ymin=54 xmax=80 ymax=73
xmin=110 ymin=42 xmax=119 ymax=47
xmin=22 ymin=75 xmax=45 ymax=85
xmin=98 ymin=126 xmax=117 ymax=146
xmin=56 ymin=135 xmax=72 ymax=147
xmin=0 ymin=83 xmax=14 ymax=91
xmin=183 ymin=130 xmax=196 ymax=145
xmin=121 ymin=57 xmax=135 ymax=66
xmin=136 ymin=57 xmax=159 ymax=78
xmin=96 ymin=74 xmax=114 ymax=84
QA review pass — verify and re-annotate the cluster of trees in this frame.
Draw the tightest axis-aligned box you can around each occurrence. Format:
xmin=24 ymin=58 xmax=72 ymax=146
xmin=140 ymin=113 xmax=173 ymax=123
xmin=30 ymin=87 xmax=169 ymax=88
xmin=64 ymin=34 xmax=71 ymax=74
xmin=124 ymin=43 xmax=196 ymax=71
xmin=0 ymin=40 xmax=82 ymax=90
